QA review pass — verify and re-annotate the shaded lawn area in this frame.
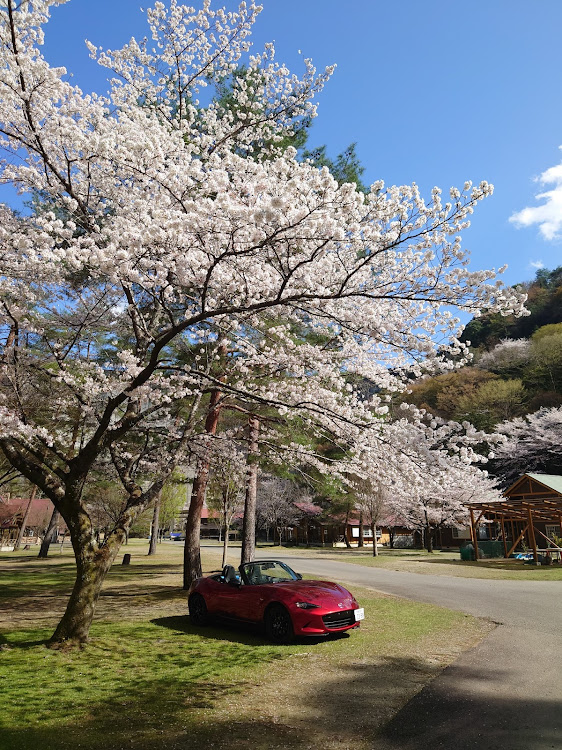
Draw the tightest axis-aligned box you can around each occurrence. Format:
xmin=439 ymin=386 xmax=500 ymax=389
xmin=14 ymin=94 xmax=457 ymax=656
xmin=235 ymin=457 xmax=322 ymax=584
xmin=0 ymin=541 xmax=491 ymax=750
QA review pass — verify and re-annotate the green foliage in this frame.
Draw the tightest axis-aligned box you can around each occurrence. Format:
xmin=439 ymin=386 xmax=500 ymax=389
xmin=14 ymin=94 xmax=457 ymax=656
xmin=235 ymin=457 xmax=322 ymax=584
xmin=531 ymin=322 xmax=562 ymax=342
xmin=462 ymin=266 xmax=562 ymax=348
xmin=302 ymin=142 xmax=367 ymax=192
xmin=401 ymin=268 xmax=562 ymax=433
xmin=455 ymin=378 xmax=526 ymax=430
xmin=402 ymin=368 xmax=497 ymax=419
xmin=212 ymin=69 xmax=368 ymax=191
xmin=159 ymin=473 xmax=190 ymax=526
xmin=524 ymin=330 xmax=562 ymax=394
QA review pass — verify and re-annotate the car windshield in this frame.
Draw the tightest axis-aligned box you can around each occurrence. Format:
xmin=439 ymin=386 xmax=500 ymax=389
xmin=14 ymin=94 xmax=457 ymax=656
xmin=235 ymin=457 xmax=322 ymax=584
xmin=241 ymin=560 xmax=298 ymax=585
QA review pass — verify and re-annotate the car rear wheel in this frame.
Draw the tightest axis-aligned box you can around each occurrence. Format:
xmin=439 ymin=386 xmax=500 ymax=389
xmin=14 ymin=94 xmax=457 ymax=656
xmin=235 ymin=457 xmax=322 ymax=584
xmin=189 ymin=593 xmax=208 ymax=626
xmin=265 ymin=604 xmax=294 ymax=644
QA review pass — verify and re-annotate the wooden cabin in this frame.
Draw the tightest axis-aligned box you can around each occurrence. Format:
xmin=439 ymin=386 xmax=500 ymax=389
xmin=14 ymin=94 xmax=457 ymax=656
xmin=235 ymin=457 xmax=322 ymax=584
xmin=466 ymin=473 xmax=562 ymax=564
xmin=0 ymin=496 xmax=60 ymax=549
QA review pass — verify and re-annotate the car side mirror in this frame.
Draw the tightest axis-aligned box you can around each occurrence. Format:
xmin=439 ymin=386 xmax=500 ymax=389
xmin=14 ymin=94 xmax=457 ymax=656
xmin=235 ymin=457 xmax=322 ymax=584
xmin=296 ymin=573 xmax=303 ymax=580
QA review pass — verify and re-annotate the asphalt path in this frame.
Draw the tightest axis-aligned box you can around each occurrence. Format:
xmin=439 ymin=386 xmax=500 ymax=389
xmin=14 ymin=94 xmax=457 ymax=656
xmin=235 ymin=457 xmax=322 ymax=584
xmin=255 ymin=551 xmax=562 ymax=750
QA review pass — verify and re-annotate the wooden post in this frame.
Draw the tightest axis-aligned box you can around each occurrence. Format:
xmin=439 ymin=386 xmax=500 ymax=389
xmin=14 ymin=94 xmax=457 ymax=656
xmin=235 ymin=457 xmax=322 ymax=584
xmin=506 ymin=525 xmax=529 ymax=558
xmin=469 ymin=508 xmax=480 ymax=561
xmin=527 ymin=507 xmax=538 ymax=565
xmin=500 ymin=515 xmax=508 ymax=558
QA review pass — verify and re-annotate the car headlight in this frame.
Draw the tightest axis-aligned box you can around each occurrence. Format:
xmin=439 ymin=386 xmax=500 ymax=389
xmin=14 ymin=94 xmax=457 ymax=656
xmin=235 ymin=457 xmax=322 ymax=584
xmin=295 ymin=602 xmax=320 ymax=609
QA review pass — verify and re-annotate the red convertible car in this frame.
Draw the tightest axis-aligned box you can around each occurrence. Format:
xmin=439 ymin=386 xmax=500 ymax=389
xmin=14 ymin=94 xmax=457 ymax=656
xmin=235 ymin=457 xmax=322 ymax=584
xmin=188 ymin=559 xmax=364 ymax=643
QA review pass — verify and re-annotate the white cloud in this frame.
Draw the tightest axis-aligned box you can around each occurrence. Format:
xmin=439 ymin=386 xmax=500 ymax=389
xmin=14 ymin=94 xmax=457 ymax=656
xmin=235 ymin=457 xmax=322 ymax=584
xmin=529 ymin=260 xmax=544 ymax=270
xmin=510 ymin=146 xmax=562 ymax=240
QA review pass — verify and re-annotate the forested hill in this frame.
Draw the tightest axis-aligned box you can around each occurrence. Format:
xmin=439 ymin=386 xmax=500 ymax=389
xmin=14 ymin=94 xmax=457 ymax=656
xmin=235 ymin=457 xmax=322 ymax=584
xmin=461 ymin=266 xmax=562 ymax=349
xmin=401 ymin=267 xmax=562 ymax=432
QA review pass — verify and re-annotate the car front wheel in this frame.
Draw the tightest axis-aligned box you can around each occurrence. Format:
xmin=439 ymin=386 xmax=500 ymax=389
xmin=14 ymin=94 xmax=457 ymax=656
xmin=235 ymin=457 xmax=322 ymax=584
xmin=265 ymin=604 xmax=294 ymax=644
xmin=189 ymin=593 xmax=208 ymax=626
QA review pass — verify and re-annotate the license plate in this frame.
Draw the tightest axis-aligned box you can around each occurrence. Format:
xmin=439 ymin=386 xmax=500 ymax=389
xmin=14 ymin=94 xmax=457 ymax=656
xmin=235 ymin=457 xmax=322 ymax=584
xmin=354 ymin=607 xmax=365 ymax=621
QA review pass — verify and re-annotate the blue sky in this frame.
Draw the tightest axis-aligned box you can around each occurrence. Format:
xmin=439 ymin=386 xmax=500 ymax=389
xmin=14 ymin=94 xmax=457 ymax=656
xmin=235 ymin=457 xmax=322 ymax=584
xmin=14 ymin=0 xmax=562 ymax=285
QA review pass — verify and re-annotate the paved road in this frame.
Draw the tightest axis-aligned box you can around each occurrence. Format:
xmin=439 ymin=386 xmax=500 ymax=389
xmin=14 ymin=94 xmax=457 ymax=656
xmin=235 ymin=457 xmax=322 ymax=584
xmin=255 ymin=552 xmax=562 ymax=750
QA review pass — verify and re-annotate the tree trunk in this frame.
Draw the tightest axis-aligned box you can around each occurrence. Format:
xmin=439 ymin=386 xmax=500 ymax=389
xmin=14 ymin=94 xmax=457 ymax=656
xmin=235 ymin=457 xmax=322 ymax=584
xmin=241 ymin=417 xmax=260 ymax=565
xmin=183 ymin=464 xmax=210 ymax=587
xmin=14 ymin=485 xmax=37 ymax=551
xmin=358 ymin=511 xmax=364 ymax=548
xmin=38 ymin=505 xmax=59 ymax=559
xmin=371 ymin=522 xmax=378 ymax=557
xmin=344 ymin=504 xmax=352 ymax=548
xmin=49 ymin=542 xmax=117 ymax=646
xmin=220 ymin=486 xmax=229 ymax=568
xmin=183 ymin=389 xmax=223 ymax=589
xmin=47 ymin=480 xmax=163 ymax=647
xmin=425 ymin=524 xmax=434 ymax=553
xmin=147 ymin=490 xmax=162 ymax=556
xmin=221 ymin=524 xmax=229 ymax=568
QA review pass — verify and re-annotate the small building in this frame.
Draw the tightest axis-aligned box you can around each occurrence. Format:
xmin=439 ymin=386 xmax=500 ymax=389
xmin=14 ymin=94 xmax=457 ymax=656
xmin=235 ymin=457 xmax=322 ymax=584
xmin=466 ymin=473 xmax=562 ymax=563
xmin=284 ymin=507 xmax=414 ymax=549
xmin=0 ymin=496 xmax=62 ymax=549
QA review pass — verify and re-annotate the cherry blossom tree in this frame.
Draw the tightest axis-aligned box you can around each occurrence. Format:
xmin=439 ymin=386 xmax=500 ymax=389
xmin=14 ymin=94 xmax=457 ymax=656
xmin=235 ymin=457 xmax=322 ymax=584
xmin=0 ymin=0 xmax=525 ymax=645
xmin=492 ymin=407 xmax=562 ymax=487
xmin=476 ymin=338 xmax=531 ymax=376
xmin=351 ymin=411 xmax=503 ymax=552
xmin=352 ymin=478 xmax=391 ymax=557
xmin=256 ymin=476 xmax=303 ymax=544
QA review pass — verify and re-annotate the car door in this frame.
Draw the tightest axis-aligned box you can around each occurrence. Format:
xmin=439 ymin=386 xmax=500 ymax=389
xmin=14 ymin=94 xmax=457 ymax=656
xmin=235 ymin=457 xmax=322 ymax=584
xmin=203 ymin=578 xmax=231 ymax=616
xmin=215 ymin=582 xmax=263 ymax=622
xmin=228 ymin=583 xmax=267 ymax=622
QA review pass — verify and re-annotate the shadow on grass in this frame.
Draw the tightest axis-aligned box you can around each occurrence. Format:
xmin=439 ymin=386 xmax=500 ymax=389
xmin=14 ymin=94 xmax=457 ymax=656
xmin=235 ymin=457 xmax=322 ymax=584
xmin=99 ymin=586 xmax=186 ymax=600
xmin=106 ymin=561 xmax=184 ymax=576
xmin=151 ymin=614 xmax=352 ymax=648
xmin=0 ymin=654 xmax=432 ymax=750
xmin=4 ymin=650 xmax=557 ymax=750
xmin=152 ymin=614 xmax=266 ymax=645
xmin=1 ymin=636 xmax=50 ymax=650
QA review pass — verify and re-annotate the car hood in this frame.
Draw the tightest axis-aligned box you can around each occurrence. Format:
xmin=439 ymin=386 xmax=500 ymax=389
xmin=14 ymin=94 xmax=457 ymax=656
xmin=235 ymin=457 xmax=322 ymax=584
xmin=272 ymin=579 xmax=356 ymax=608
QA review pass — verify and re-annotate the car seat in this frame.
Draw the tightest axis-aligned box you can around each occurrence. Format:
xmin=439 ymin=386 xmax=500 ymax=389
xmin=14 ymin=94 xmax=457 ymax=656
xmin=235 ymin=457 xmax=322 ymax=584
xmin=246 ymin=564 xmax=266 ymax=585
xmin=222 ymin=565 xmax=238 ymax=584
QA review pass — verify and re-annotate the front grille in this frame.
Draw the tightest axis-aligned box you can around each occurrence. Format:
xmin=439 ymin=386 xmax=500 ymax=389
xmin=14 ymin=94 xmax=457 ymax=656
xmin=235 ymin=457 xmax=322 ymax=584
xmin=322 ymin=609 xmax=355 ymax=629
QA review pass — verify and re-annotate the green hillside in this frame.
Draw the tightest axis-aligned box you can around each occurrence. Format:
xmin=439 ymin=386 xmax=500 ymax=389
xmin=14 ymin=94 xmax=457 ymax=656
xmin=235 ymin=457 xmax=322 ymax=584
xmin=401 ymin=267 xmax=562 ymax=431
xmin=461 ymin=266 xmax=562 ymax=348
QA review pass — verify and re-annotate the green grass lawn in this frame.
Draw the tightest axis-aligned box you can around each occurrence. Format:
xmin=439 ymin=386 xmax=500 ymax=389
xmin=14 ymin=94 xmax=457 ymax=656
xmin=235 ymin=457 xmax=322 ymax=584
xmin=0 ymin=540 xmax=490 ymax=750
